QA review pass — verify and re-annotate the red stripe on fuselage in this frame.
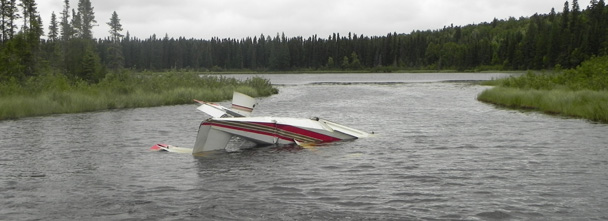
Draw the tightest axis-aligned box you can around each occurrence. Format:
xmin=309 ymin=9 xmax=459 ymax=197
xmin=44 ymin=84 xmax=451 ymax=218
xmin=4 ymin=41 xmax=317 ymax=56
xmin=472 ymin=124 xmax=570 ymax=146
xmin=250 ymin=122 xmax=342 ymax=142
xmin=202 ymin=121 xmax=342 ymax=143
xmin=202 ymin=122 xmax=295 ymax=142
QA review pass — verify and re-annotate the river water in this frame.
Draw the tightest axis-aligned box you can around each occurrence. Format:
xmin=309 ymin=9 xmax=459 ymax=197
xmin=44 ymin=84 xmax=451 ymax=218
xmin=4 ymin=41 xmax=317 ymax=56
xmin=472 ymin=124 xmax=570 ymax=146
xmin=1 ymin=73 xmax=607 ymax=220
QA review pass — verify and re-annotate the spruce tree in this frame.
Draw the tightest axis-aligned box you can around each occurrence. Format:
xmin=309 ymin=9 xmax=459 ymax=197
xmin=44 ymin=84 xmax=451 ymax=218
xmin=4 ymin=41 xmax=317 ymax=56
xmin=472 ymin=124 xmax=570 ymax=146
xmin=71 ymin=9 xmax=81 ymax=38
xmin=48 ymin=12 xmax=58 ymax=41
xmin=107 ymin=11 xmax=123 ymax=42
xmin=15 ymin=0 xmax=42 ymax=76
xmin=106 ymin=11 xmax=124 ymax=71
xmin=77 ymin=0 xmax=95 ymax=40
xmin=1 ymin=0 xmax=20 ymax=42
xmin=60 ymin=0 xmax=72 ymax=41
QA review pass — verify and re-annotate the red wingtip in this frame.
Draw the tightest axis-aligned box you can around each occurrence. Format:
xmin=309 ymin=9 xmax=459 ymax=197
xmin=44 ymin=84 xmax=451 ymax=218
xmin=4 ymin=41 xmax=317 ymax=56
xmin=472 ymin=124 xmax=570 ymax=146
xmin=150 ymin=143 xmax=167 ymax=151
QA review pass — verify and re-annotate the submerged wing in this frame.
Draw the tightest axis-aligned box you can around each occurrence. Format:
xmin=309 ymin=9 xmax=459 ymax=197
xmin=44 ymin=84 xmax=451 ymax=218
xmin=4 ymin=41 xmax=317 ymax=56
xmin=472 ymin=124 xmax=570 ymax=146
xmin=195 ymin=100 xmax=229 ymax=118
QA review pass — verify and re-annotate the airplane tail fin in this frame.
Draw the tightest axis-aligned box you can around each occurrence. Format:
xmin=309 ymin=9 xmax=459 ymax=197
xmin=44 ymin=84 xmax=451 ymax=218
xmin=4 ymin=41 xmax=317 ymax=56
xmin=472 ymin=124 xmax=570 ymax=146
xmin=195 ymin=91 xmax=256 ymax=118
xmin=229 ymin=92 xmax=256 ymax=117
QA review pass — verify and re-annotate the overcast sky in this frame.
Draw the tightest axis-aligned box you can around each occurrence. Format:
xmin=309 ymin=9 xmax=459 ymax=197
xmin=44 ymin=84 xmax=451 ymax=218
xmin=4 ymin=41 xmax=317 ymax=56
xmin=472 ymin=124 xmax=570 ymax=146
xmin=37 ymin=0 xmax=590 ymax=40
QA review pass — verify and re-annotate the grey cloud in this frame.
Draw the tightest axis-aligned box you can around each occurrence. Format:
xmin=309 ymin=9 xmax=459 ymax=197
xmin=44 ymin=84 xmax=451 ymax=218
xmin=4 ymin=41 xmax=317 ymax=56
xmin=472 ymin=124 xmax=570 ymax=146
xmin=37 ymin=0 xmax=590 ymax=40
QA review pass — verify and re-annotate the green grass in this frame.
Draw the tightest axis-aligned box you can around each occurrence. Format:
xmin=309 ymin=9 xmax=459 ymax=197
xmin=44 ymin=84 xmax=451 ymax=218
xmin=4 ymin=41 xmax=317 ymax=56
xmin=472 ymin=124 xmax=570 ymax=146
xmin=477 ymin=56 xmax=608 ymax=123
xmin=478 ymin=87 xmax=608 ymax=122
xmin=0 ymin=72 xmax=278 ymax=120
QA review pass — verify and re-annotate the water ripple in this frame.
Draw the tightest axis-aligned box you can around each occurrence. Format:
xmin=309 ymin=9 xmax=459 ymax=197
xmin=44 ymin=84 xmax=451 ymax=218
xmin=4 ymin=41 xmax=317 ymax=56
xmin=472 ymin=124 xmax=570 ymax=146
xmin=2 ymin=75 xmax=608 ymax=220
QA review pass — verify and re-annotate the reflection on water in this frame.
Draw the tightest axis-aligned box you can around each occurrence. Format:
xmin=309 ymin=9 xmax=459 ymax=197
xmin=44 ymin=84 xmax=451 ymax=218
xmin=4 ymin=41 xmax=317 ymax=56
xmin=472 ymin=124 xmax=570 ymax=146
xmin=1 ymin=73 xmax=607 ymax=220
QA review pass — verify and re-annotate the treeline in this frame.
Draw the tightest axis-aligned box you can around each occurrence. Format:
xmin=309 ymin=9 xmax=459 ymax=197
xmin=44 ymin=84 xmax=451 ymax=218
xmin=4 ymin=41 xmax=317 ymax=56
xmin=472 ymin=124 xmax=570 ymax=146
xmin=1 ymin=0 xmax=608 ymax=84
xmin=1 ymin=0 xmax=115 ymax=83
xmin=98 ymin=0 xmax=608 ymax=72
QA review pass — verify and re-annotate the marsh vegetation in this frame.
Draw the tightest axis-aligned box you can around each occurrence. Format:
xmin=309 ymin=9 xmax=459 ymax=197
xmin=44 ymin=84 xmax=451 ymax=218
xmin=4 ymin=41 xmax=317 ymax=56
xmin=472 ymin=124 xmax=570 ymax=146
xmin=478 ymin=56 xmax=608 ymax=122
xmin=0 ymin=73 xmax=277 ymax=120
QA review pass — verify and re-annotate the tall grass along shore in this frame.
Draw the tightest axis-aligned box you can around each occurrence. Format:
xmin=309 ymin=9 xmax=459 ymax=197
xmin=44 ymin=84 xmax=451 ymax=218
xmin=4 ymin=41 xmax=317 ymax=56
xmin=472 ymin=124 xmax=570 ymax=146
xmin=0 ymin=72 xmax=278 ymax=120
xmin=478 ymin=56 xmax=608 ymax=123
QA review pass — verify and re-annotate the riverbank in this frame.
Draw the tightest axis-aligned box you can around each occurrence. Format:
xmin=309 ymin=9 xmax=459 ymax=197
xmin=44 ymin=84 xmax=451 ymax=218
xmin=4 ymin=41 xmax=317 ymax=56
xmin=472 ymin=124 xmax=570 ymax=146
xmin=0 ymin=72 xmax=277 ymax=120
xmin=477 ymin=56 xmax=608 ymax=123
xmin=478 ymin=87 xmax=608 ymax=122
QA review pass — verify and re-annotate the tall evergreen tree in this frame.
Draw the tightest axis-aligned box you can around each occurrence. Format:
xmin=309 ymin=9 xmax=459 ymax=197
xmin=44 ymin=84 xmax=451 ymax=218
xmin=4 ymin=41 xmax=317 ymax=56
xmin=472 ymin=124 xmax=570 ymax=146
xmin=77 ymin=0 xmax=95 ymax=39
xmin=14 ymin=0 xmax=41 ymax=76
xmin=1 ymin=0 xmax=20 ymax=42
xmin=18 ymin=0 xmax=29 ymax=33
xmin=71 ymin=9 xmax=81 ymax=38
xmin=106 ymin=11 xmax=124 ymax=71
xmin=558 ymin=1 xmax=572 ymax=66
xmin=48 ymin=11 xmax=58 ymax=41
xmin=44 ymin=10 xmax=62 ymax=70
xmin=107 ymin=11 xmax=122 ymax=42
xmin=18 ymin=0 xmax=41 ymax=37
xmin=0 ymin=0 xmax=22 ymax=81
xmin=59 ymin=0 xmax=72 ymax=41
xmin=547 ymin=8 xmax=561 ymax=68
xmin=586 ymin=0 xmax=607 ymax=55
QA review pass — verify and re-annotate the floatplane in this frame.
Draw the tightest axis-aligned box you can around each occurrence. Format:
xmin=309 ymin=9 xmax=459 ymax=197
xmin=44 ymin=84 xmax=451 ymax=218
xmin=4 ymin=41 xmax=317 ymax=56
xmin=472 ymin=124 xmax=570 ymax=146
xmin=151 ymin=92 xmax=371 ymax=154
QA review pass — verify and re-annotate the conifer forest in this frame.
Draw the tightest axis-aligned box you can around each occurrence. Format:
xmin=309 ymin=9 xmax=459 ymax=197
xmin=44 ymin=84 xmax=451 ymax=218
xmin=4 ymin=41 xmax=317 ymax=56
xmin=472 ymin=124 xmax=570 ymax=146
xmin=1 ymin=0 xmax=608 ymax=83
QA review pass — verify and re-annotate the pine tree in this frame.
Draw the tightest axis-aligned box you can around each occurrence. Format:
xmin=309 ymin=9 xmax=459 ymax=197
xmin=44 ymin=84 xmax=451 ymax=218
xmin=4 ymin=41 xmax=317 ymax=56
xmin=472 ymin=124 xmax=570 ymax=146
xmin=59 ymin=0 xmax=73 ymax=41
xmin=547 ymin=8 xmax=561 ymax=68
xmin=14 ymin=0 xmax=42 ymax=76
xmin=586 ymin=0 xmax=607 ymax=55
xmin=79 ymin=46 xmax=101 ymax=82
xmin=17 ymin=0 xmax=41 ymax=37
xmin=45 ymin=11 xmax=62 ymax=70
xmin=105 ymin=42 xmax=124 ymax=72
xmin=105 ymin=11 xmax=124 ymax=71
xmin=558 ymin=1 xmax=572 ymax=66
xmin=48 ymin=12 xmax=58 ymax=41
xmin=0 ymin=0 xmax=22 ymax=81
xmin=71 ymin=9 xmax=81 ymax=38
xmin=18 ymin=0 xmax=29 ymax=33
xmin=107 ymin=11 xmax=123 ymax=43
xmin=1 ymin=0 xmax=20 ymax=42
xmin=77 ymin=0 xmax=96 ymax=39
